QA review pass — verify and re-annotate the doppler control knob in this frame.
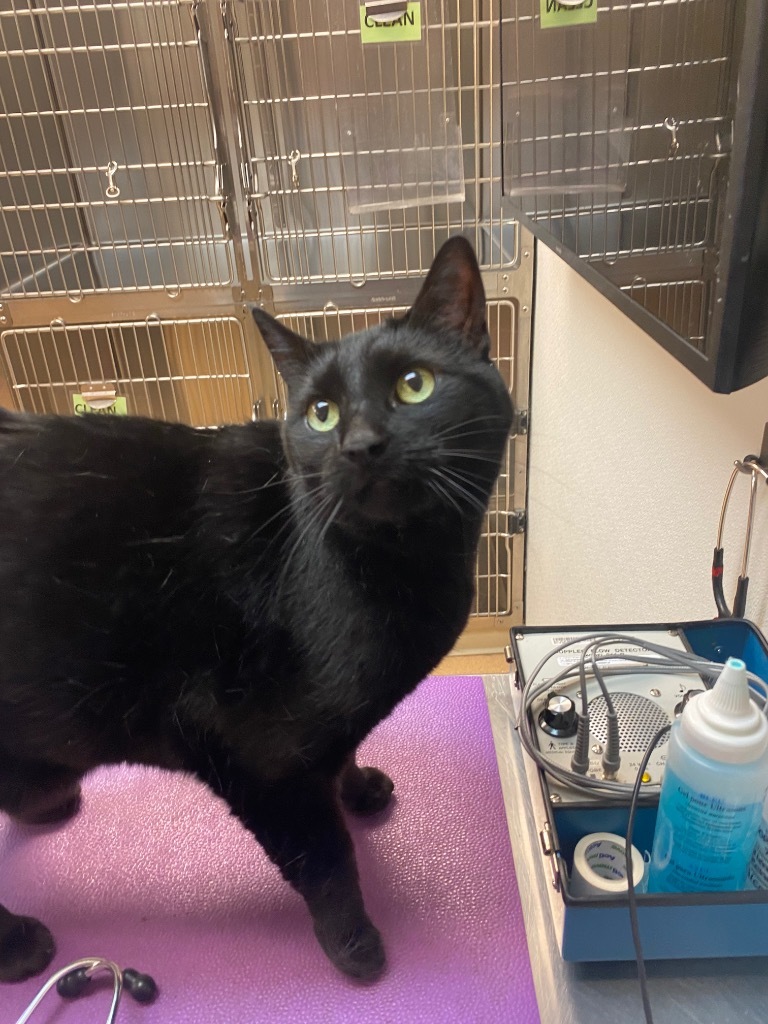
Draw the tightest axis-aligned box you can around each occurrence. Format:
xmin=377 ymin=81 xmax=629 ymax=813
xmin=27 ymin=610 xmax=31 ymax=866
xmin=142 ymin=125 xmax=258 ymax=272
xmin=539 ymin=693 xmax=578 ymax=737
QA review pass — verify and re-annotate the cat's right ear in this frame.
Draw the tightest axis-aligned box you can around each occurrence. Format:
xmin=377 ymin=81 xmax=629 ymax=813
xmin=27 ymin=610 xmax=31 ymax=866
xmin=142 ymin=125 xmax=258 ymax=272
xmin=250 ymin=306 xmax=314 ymax=386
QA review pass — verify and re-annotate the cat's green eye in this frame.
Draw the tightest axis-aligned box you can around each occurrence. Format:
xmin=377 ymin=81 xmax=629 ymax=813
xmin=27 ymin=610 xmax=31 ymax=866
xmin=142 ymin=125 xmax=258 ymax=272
xmin=395 ymin=367 xmax=436 ymax=405
xmin=306 ymin=399 xmax=340 ymax=433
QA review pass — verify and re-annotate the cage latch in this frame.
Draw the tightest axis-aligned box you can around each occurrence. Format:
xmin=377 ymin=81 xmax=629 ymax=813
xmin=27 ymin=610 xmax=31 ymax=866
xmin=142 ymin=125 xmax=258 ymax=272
xmin=512 ymin=409 xmax=528 ymax=436
xmin=507 ymin=510 xmax=526 ymax=536
xmin=663 ymin=117 xmax=680 ymax=157
xmin=104 ymin=161 xmax=120 ymax=199
xmin=539 ymin=823 xmax=561 ymax=892
xmin=288 ymin=150 xmax=301 ymax=190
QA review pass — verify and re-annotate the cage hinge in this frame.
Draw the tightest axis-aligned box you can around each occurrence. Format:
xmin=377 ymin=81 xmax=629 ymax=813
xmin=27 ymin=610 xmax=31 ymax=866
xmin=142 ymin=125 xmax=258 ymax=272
xmin=507 ymin=510 xmax=526 ymax=536
xmin=512 ymin=408 xmax=528 ymax=436
xmin=0 ymin=304 xmax=12 ymax=329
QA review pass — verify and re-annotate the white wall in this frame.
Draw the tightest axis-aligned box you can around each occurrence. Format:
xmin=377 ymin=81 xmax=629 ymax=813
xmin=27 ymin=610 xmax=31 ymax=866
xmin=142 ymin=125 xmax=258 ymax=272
xmin=526 ymin=243 xmax=768 ymax=634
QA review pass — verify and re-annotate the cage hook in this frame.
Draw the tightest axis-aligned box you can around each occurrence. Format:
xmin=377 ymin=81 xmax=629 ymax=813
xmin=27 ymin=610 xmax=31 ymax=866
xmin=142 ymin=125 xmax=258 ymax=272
xmin=105 ymin=161 xmax=121 ymax=199
xmin=663 ymin=117 xmax=680 ymax=157
xmin=287 ymin=150 xmax=301 ymax=190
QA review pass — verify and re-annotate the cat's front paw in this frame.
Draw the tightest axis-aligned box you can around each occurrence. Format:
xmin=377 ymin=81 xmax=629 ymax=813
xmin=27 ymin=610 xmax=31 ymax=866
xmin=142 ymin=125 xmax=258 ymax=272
xmin=340 ymin=766 xmax=394 ymax=816
xmin=0 ymin=914 xmax=55 ymax=982
xmin=315 ymin=918 xmax=386 ymax=982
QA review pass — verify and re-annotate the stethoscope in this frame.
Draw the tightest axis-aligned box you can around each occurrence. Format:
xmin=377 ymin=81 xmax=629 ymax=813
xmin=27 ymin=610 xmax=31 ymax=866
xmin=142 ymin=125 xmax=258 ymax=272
xmin=12 ymin=957 xmax=157 ymax=1023
xmin=713 ymin=454 xmax=768 ymax=618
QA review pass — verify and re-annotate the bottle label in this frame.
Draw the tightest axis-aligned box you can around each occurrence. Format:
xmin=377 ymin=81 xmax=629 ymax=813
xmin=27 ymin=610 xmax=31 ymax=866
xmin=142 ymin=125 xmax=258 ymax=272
xmin=650 ymin=767 xmax=763 ymax=892
xmin=747 ymin=819 xmax=768 ymax=888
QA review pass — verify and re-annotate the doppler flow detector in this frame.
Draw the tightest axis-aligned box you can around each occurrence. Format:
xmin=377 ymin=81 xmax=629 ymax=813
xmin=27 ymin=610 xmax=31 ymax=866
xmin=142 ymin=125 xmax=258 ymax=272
xmin=508 ymin=618 xmax=768 ymax=963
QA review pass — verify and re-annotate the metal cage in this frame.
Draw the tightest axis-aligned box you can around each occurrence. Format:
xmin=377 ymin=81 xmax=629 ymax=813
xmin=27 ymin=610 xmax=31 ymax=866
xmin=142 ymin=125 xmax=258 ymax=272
xmin=0 ymin=0 xmax=532 ymax=650
xmin=499 ymin=0 xmax=766 ymax=392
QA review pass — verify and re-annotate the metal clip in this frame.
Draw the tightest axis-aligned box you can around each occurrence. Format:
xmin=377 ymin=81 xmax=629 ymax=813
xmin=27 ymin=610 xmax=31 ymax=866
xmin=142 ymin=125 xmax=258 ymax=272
xmin=365 ymin=1 xmax=408 ymax=22
xmin=288 ymin=149 xmax=301 ymax=190
xmin=539 ymin=823 xmax=561 ymax=892
xmin=663 ymin=117 xmax=680 ymax=157
xmin=105 ymin=160 xmax=120 ymax=199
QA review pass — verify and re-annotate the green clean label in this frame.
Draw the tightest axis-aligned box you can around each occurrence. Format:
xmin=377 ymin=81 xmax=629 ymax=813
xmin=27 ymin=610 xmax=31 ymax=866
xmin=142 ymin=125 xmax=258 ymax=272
xmin=73 ymin=394 xmax=127 ymax=416
xmin=540 ymin=0 xmax=597 ymax=28
xmin=360 ymin=3 xmax=421 ymax=43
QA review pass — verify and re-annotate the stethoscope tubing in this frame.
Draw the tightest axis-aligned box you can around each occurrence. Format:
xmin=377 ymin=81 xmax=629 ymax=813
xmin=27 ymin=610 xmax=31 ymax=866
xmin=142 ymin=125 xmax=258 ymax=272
xmin=713 ymin=455 xmax=768 ymax=618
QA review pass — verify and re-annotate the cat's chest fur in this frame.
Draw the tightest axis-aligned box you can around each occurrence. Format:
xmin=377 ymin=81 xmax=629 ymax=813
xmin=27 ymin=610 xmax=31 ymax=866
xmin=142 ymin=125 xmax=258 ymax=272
xmin=201 ymin=474 xmax=476 ymax=779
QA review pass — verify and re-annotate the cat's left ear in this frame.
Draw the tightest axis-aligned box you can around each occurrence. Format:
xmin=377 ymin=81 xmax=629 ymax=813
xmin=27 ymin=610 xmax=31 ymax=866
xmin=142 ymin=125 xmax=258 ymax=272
xmin=250 ymin=306 xmax=314 ymax=385
xmin=407 ymin=236 xmax=489 ymax=354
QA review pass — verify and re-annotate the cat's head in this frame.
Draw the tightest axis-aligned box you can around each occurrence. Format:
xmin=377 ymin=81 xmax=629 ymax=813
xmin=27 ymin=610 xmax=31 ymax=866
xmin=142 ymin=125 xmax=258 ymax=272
xmin=251 ymin=237 xmax=513 ymax=532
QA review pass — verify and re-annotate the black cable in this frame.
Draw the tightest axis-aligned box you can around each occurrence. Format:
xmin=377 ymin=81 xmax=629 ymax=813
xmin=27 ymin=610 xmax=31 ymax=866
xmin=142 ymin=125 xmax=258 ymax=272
xmin=625 ymin=723 xmax=672 ymax=1024
xmin=589 ymin=642 xmax=621 ymax=777
xmin=712 ymin=546 xmax=731 ymax=617
xmin=734 ymin=575 xmax=750 ymax=619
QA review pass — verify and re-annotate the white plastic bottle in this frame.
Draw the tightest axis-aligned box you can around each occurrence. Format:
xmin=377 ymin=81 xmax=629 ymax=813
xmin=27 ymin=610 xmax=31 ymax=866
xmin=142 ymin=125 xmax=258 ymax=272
xmin=648 ymin=657 xmax=768 ymax=893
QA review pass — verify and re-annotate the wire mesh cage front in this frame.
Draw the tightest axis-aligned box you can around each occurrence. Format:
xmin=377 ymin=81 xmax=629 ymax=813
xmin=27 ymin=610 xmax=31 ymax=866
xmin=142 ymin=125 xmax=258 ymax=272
xmin=234 ymin=0 xmax=518 ymax=285
xmin=0 ymin=0 xmax=532 ymax=640
xmin=274 ymin=300 xmax=517 ymax=618
xmin=0 ymin=1 xmax=232 ymax=297
xmin=1 ymin=317 xmax=253 ymax=425
xmin=500 ymin=0 xmax=738 ymax=355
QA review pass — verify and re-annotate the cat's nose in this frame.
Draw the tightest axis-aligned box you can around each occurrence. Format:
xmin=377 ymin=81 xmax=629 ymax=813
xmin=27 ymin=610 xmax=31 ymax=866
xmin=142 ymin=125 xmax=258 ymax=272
xmin=341 ymin=424 xmax=388 ymax=464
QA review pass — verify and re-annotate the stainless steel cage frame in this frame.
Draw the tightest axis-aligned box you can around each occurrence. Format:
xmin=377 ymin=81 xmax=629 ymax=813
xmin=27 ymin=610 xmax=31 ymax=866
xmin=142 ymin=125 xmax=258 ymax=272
xmin=0 ymin=0 xmax=532 ymax=650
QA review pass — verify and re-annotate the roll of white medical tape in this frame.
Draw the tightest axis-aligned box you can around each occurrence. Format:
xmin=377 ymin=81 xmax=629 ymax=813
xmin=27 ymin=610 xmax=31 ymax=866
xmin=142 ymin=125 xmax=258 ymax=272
xmin=570 ymin=832 xmax=646 ymax=896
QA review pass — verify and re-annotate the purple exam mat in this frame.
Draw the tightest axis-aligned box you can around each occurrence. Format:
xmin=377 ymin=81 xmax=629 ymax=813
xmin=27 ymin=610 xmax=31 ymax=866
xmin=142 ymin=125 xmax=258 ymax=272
xmin=0 ymin=675 xmax=538 ymax=1024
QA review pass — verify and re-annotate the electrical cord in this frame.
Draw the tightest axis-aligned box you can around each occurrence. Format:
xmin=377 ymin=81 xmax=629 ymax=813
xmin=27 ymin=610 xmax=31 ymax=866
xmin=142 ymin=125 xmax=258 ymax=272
xmin=625 ymin=723 xmax=671 ymax=1024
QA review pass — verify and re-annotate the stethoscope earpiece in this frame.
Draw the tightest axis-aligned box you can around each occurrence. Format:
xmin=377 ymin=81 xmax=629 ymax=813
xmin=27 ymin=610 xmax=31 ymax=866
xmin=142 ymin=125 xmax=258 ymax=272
xmin=121 ymin=967 xmax=159 ymax=1004
xmin=14 ymin=957 xmax=158 ymax=1023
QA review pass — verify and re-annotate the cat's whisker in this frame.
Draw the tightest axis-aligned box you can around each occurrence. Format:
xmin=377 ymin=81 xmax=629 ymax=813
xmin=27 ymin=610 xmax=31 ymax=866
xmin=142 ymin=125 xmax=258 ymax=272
xmin=206 ymin=476 xmax=287 ymax=499
xmin=439 ymin=464 xmax=489 ymax=497
xmin=430 ymin=467 xmax=489 ymax=515
xmin=426 ymin=473 xmax=466 ymax=517
xmin=441 ymin=450 xmax=507 ymax=466
xmin=275 ymin=490 xmax=338 ymax=594
xmin=245 ymin=481 xmax=328 ymax=549
xmin=430 ymin=414 xmax=512 ymax=444
xmin=427 ymin=477 xmax=454 ymax=513
xmin=438 ymin=428 xmax=511 ymax=445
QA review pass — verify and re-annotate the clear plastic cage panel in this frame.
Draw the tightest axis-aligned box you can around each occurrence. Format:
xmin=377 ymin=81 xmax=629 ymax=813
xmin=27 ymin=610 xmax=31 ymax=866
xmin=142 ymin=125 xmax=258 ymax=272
xmin=339 ymin=93 xmax=465 ymax=214
xmin=502 ymin=0 xmax=631 ymax=197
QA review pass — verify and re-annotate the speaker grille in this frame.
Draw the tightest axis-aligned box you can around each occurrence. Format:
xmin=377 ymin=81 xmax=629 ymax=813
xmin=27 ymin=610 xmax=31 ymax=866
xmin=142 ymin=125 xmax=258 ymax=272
xmin=588 ymin=692 xmax=670 ymax=753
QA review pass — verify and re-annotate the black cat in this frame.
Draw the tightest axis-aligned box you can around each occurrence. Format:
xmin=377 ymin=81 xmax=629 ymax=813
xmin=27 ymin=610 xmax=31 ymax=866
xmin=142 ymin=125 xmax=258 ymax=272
xmin=0 ymin=237 xmax=512 ymax=984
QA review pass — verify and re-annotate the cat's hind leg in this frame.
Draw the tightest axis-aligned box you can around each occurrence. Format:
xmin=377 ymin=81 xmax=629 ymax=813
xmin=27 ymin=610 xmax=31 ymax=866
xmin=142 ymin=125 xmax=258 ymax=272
xmin=0 ymin=907 xmax=55 ymax=982
xmin=338 ymin=754 xmax=394 ymax=816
